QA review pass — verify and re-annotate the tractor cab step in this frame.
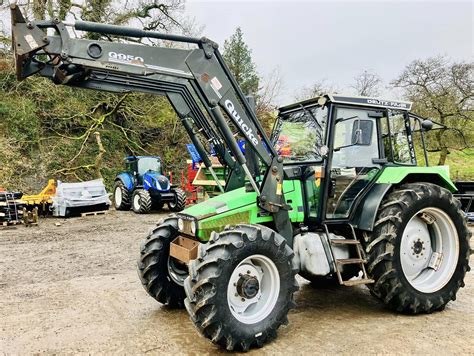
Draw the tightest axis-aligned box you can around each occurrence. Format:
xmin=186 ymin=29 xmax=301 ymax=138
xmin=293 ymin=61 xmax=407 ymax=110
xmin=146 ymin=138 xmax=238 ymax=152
xmin=322 ymin=223 xmax=372 ymax=287
xmin=342 ymin=278 xmax=374 ymax=286
xmin=331 ymin=239 xmax=361 ymax=245
xmin=336 ymin=258 xmax=367 ymax=265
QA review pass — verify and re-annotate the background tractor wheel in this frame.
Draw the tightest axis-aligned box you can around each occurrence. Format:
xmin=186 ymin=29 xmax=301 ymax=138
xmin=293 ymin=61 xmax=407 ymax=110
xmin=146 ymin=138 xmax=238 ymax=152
xmin=132 ymin=189 xmax=152 ymax=214
xmin=364 ymin=183 xmax=471 ymax=314
xmin=137 ymin=217 xmax=187 ymax=308
xmin=168 ymin=188 xmax=186 ymax=212
xmin=184 ymin=224 xmax=298 ymax=351
xmin=113 ymin=180 xmax=131 ymax=210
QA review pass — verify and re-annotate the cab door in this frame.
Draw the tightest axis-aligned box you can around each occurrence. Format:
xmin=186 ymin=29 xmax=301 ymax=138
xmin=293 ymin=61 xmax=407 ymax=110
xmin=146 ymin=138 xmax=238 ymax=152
xmin=325 ymin=106 xmax=383 ymax=220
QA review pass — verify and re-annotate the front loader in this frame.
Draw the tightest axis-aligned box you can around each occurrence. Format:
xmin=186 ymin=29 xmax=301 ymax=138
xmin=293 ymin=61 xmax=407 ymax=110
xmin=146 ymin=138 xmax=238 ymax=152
xmin=11 ymin=5 xmax=471 ymax=351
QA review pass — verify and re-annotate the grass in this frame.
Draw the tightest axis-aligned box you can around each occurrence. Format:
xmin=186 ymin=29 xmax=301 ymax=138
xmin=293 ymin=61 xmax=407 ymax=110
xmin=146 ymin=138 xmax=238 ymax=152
xmin=425 ymin=149 xmax=474 ymax=181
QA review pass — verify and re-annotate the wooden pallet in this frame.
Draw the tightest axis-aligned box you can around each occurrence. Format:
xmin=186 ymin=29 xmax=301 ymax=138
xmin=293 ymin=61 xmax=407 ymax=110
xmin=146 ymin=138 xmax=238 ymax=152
xmin=80 ymin=210 xmax=108 ymax=217
xmin=1 ymin=220 xmax=22 ymax=227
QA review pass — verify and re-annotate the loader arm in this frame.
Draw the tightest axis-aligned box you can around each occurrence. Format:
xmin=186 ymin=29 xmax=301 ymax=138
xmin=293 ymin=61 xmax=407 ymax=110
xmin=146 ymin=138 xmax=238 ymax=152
xmin=10 ymin=4 xmax=292 ymax=238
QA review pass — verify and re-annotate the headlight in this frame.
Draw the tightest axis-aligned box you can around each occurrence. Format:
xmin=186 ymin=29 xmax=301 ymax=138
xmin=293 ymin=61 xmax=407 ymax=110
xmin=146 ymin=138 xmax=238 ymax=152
xmin=177 ymin=218 xmax=184 ymax=231
xmin=190 ymin=220 xmax=197 ymax=234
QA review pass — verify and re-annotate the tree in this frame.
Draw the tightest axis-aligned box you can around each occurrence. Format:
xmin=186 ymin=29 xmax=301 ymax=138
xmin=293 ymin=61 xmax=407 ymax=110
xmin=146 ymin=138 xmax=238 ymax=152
xmin=1 ymin=1 xmax=185 ymax=38
xmin=222 ymin=27 xmax=259 ymax=96
xmin=392 ymin=56 xmax=473 ymax=165
xmin=0 ymin=0 xmax=190 ymax=191
xmin=294 ymin=79 xmax=338 ymax=101
xmin=351 ymin=70 xmax=382 ymax=96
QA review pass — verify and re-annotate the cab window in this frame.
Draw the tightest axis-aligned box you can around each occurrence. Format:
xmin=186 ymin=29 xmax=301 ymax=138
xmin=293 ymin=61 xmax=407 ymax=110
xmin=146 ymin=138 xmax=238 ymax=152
xmin=273 ymin=105 xmax=328 ymax=163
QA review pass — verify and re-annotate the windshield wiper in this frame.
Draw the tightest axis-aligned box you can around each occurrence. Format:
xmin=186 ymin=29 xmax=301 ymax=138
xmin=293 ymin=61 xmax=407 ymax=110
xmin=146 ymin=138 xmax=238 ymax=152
xmin=299 ymin=104 xmax=323 ymax=131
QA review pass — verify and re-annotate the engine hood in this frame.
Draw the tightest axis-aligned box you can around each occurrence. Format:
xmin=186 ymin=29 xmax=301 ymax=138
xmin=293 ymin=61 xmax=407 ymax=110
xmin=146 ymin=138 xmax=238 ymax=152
xmin=178 ymin=180 xmax=304 ymax=241
xmin=143 ymin=172 xmax=170 ymax=191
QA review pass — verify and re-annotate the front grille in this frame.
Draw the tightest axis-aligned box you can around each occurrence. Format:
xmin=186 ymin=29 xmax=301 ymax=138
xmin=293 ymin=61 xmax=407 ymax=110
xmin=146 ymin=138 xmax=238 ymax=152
xmin=156 ymin=177 xmax=169 ymax=190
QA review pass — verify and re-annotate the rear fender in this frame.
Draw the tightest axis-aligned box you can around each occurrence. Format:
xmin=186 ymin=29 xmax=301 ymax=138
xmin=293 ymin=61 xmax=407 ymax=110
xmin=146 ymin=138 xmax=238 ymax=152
xmin=351 ymin=183 xmax=392 ymax=231
xmin=352 ymin=170 xmax=457 ymax=231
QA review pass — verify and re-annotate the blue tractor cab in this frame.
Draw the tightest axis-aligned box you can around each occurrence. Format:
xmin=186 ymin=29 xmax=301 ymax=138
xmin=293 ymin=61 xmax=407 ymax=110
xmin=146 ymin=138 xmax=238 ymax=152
xmin=114 ymin=156 xmax=186 ymax=214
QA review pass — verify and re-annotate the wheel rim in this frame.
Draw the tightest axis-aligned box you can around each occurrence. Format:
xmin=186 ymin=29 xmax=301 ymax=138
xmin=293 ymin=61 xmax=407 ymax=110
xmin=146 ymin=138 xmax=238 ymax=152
xmin=133 ymin=194 xmax=141 ymax=210
xmin=114 ymin=186 xmax=122 ymax=207
xmin=167 ymin=256 xmax=188 ymax=286
xmin=400 ymin=207 xmax=459 ymax=293
xmin=169 ymin=194 xmax=177 ymax=208
xmin=227 ymin=254 xmax=280 ymax=325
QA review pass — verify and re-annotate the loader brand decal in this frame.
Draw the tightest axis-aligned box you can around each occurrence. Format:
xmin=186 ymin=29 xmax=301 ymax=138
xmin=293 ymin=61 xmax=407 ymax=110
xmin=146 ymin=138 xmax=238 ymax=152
xmin=224 ymin=99 xmax=259 ymax=146
xmin=106 ymin=51 xmax=193 ymax=78
xmin=108 ymin=51 xmax=144 ymax=63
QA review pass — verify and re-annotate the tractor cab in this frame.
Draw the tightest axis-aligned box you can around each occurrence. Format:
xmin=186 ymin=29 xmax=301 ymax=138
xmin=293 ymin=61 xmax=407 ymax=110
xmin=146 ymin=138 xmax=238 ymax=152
xmin=125 ymin=156 xmax=165 ymax=186
xmin=127 ymin=156 xmax=162 ymax=176
xmin=272 ymin=94 xmax=440 ymax=223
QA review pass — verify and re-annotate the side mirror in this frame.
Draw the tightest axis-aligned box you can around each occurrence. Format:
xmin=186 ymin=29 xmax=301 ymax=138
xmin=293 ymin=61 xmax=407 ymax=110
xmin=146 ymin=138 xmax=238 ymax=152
xmin=351 ymin=119 xmax=373 ymax=145
xmin=421 ymin=119 xmax=434 ymax=131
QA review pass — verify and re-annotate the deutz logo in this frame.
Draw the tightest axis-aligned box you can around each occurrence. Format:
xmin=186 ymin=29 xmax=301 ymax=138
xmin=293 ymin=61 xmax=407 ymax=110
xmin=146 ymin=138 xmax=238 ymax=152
xmin=224 ymin=99 xmax=259 ymax=146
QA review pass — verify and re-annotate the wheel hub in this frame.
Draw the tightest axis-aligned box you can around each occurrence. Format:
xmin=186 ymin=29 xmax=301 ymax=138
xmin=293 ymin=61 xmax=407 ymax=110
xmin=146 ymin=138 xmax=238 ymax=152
xmin=412 ymin=239 xmax=424 ymax=255
xmin=237 ymin=273 xmax=260 ymax=299
xmin=227 ymin=255 xmax=280 ymax=325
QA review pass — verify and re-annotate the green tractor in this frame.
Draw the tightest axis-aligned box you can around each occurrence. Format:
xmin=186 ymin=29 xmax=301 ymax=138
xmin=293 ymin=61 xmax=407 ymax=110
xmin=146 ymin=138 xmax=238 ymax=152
xmin=11 ymin=6 xmax=470 ymax=352
xmin=140 ymin=96 xmax=470 ymax=350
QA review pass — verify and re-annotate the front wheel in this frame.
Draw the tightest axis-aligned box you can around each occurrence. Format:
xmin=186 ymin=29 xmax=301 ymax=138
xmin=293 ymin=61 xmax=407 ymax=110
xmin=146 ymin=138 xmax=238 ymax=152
xmin=132 ymin=189 xmax=152 ymax=214
xmin=137 ymin=217 xmax=187 ymax=308
xmin=168 ymin=188 xmax=186 ymax=212
xmin=184 ymin=224 xmax=298 ymax=351
xmin=364 ymin=183 xmax=471 ymax=314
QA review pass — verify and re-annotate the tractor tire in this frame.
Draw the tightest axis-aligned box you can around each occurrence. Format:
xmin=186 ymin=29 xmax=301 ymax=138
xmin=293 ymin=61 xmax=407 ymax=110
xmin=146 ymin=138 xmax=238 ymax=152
xmin=113 ymin=180 xmax=131 ymax=210
xmin=168 ymin=188 xmax=186 ymax=212
xmin=184 ymin=224 xmax=298 ymax=351
xmin=137 ymin=217 xmax=187 ymax=308
xmin=132 ymin=189 xmax=152 ymax=214
xmin=363 ymin=183 xmax=471 ymax=314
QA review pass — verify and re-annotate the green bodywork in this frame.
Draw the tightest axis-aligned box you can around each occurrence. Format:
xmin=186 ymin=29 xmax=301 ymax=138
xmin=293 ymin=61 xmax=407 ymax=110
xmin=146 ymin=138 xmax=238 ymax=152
xmin=182 ymin=164 xmax=457 ymax=242
xmin=182 ymin=179 xmax=305 ymax=241
xmin=376 ymin=165 xmax=456 ymax=192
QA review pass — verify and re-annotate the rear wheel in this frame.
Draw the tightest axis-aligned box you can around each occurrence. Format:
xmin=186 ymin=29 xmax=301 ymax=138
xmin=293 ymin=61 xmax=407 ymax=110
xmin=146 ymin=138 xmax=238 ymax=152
xmin=364 ymin=183 xmax=471 ymax=313
xmin=113 ymin=180 xmax=131 ymax=210
xmin=132 ymin=189 xmax=152 ymax=214
xmin=168 ymin=188 xmax=186 ymax=212
xmin=137 ymin=217 xmax=187 ymax=308
xmin=184 ymin=224 xmax=298 ymax=351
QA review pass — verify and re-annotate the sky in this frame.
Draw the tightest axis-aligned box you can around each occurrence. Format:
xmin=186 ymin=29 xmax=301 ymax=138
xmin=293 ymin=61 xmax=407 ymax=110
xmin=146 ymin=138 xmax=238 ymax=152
xmin=186 ymin=0 xmax=473 ymax=105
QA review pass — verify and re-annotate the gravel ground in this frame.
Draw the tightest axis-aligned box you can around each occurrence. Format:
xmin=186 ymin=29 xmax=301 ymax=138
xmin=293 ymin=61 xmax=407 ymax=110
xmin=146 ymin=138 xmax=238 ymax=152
xmin=0 ymin=210 xmax=473 ymax=354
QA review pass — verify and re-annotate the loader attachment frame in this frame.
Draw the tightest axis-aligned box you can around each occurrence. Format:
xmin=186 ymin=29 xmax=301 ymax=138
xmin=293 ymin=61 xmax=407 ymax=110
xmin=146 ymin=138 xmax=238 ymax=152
xmin=10 ymin=4 xmax=293 ymax=238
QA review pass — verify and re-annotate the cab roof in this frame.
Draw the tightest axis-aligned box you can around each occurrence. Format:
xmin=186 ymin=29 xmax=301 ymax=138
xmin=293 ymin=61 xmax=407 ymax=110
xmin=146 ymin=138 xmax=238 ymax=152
xmin=279 ymin=94 xmax=413 ymax=113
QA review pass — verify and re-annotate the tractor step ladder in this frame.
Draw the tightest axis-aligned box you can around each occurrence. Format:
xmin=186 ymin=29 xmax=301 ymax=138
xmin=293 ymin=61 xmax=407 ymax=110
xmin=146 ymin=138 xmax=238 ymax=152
xmin=2 ymin=192 xmax=13 ymax=222
xmin=323 ymin=224 xmax=374 ymax=286
xmin=8 ymin=192 xmax=19 ymax=223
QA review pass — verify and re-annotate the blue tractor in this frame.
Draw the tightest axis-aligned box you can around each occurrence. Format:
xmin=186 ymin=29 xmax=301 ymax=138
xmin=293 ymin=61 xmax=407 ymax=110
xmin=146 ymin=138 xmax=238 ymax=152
xmin=113 ymin=156 xmax=186 ymax=214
